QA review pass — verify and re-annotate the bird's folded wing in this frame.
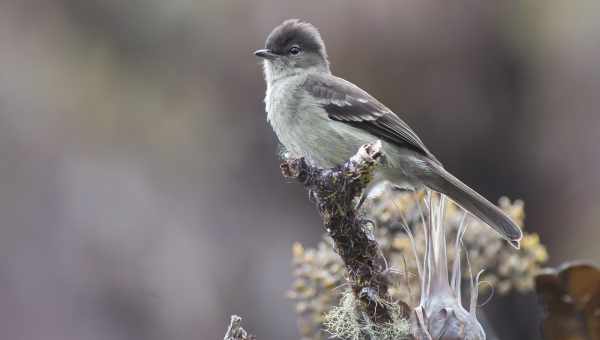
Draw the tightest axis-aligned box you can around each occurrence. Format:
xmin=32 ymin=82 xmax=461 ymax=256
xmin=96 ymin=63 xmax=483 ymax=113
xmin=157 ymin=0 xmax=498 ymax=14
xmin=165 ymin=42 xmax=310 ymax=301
xmin=303 ymin=73 xmax=440 ymax=164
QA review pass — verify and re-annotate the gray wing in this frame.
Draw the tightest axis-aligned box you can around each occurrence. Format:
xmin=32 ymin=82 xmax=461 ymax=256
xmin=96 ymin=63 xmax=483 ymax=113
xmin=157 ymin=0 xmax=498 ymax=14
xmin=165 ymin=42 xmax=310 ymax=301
xmin=303 ymin=73 xmax=441 ymax=164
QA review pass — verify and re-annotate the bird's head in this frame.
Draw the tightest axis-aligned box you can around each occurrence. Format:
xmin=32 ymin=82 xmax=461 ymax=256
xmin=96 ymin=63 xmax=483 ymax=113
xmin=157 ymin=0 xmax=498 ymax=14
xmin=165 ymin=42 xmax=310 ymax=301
xmin=255 ymin=19 xmax=330 ymax=83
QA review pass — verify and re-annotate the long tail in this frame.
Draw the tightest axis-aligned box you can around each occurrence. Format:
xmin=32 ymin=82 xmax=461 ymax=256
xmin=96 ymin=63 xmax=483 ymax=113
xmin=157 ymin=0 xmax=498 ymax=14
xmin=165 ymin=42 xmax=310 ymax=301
xmin=423 ymin=164 xmax=523 ymax=249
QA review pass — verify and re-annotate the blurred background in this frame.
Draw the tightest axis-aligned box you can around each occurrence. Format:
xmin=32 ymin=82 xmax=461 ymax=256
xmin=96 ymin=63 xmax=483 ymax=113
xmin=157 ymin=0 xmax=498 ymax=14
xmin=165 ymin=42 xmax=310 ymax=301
xmin=0 ymin=0 xmax=599 ymax=339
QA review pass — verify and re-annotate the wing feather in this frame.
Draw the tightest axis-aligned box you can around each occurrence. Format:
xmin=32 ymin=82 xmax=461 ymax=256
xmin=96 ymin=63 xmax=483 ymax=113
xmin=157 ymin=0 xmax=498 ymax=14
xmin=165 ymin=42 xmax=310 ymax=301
xmin=303 ymin=73 xmax=440 ymax=164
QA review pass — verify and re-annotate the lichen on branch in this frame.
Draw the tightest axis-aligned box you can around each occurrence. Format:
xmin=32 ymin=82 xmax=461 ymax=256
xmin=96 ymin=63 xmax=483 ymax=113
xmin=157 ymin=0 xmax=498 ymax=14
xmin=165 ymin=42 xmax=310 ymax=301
xmin=223 ymin=315 xmax=256 ymax=340
xmin=281 ymin=141 xmax=411 ymax=335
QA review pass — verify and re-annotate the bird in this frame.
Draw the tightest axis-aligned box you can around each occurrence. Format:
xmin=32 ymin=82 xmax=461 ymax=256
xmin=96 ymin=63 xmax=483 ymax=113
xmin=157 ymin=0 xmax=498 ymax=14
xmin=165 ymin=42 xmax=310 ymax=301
xmin=254 ymin=19 xmax=522 ymax=248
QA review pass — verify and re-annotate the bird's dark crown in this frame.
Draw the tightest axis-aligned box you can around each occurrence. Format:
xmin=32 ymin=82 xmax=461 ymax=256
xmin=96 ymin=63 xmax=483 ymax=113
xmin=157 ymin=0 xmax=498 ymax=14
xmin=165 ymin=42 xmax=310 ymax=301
xmin=265 ymin=19 xmax=327 ymax=58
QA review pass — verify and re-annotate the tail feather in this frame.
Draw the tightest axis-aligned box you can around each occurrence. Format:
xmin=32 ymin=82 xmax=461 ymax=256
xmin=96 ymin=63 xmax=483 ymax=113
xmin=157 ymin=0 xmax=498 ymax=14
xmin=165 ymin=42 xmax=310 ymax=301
xmin=424 ymin=166 xmax=523 ymax=249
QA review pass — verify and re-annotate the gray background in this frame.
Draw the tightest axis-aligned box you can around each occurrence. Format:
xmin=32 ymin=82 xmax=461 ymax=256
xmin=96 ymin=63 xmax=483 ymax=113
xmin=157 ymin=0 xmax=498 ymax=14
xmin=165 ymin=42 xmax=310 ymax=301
xmin=0 ymin=1 xmax=598 ymax=339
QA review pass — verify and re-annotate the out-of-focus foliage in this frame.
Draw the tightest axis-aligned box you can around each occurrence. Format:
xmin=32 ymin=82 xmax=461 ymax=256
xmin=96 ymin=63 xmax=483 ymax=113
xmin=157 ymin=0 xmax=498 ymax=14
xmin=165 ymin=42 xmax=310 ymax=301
xmin=372 ymin=190 xmax=548 ymax=297
xmin=288 ymin=188 xmax=548 ymax=339
xmin=535 ymin=263 xmax=600 ymax=340
xmin=289 ymin=240 xmax=344 ymax=339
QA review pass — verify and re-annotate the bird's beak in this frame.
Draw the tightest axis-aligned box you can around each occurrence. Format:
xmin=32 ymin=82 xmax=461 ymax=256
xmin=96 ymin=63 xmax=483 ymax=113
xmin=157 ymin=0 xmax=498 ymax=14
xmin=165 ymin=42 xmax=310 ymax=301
xmin=254 ymin=49 xmax=278 ymax=60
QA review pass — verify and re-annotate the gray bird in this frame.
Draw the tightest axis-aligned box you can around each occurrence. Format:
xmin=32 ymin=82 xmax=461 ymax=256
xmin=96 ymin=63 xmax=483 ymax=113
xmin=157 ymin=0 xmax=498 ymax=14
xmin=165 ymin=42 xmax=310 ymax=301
xmin=255 ymin=19 xmax=522 ymax=248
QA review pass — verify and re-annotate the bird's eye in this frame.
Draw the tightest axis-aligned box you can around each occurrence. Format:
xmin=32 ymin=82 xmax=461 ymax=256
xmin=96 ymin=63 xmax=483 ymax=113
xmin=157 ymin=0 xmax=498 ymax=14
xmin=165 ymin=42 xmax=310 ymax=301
xmin=289 ymin=46 xmax=301 ymax=55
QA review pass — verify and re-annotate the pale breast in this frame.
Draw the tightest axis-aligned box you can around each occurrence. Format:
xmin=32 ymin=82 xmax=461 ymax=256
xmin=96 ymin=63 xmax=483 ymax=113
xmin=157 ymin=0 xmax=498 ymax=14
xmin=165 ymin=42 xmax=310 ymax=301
xmin=266 ymin=75 xmax=317 ymax=159
xmin=265 ymin=75 xmax=370 ymax=167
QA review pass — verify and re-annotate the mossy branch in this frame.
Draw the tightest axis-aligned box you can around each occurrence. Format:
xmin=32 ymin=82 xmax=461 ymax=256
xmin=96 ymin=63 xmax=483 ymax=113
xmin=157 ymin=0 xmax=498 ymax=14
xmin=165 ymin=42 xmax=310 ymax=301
xmin=281 ymin=141 xmax=409 ymax=327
